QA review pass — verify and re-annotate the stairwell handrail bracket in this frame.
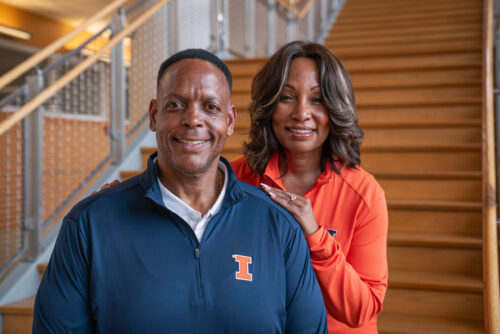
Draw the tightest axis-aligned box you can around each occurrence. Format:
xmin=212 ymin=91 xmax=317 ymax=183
xmin=0 ymin=0 xmax=170 ymax=138
xmin=483 ymin=0 xmax=500 ymax=332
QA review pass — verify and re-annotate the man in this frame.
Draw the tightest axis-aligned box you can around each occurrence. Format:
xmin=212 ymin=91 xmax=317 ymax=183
xmin=33 ymin=49 xmax=327 ymax=333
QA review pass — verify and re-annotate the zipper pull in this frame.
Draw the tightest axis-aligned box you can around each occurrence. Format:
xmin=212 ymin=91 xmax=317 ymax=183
xmin=194 ymin=248 xmax=200 ymax=259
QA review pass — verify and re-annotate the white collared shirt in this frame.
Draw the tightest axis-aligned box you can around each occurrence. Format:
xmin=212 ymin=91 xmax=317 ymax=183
xmin=157 ymin=161 xmax=228 ymax=242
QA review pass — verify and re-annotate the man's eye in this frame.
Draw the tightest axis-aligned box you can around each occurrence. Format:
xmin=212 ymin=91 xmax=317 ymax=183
xmin=166 ymin=102 xmax=183 ymax=111
xmin=206 ymin=104 xmax=220 ymax=112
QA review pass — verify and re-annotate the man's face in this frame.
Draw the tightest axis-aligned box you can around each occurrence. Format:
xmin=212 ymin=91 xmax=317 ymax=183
xmin=149 ymin=58 xmax=236 ymax=177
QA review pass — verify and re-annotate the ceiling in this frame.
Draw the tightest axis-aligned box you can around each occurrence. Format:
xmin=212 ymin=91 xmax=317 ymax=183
xmin=0 ymin=0 xmax=133 ymax=31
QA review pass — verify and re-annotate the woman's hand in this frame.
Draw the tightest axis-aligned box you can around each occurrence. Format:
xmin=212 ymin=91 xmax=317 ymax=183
xmin=260 ymin=183 xmax=319 ymax=236
xmin=91 ymin=179 xmax=121 ymax=195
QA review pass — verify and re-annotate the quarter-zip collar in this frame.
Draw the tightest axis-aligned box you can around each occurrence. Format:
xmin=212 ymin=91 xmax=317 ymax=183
xmin=142 ymin=152 xmax=247 ymax=211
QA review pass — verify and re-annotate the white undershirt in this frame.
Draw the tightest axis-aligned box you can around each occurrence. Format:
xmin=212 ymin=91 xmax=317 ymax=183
xmin=157 ymin=161 xmax=228 ymax=242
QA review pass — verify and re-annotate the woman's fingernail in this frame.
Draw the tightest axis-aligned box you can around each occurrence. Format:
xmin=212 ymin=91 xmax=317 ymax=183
xmin=260 ymin=183 xmax=270 ymax=189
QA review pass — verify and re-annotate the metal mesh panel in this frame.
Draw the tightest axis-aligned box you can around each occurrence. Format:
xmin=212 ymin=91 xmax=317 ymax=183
xmin=42 ymin=60 xmax=112 ymax=226
xmin=0 ymin=110 xmax=24 ymax=272
xmin=177 ymin=0 xmax=211 ymax=51
xmin=275 ymin=6 xmax=288 ymax=51
xmin=229 ymin=0 xmax=246 ymax=57
xmin=128 ymin=1 xmax=168 ymax=139
xmin=255 ymin=0 xmax=268 ymax=57
xmin=297 ymin=9 xmax=308 ymax=41
xmin=313 ymin=0 xmax=322 ymax=42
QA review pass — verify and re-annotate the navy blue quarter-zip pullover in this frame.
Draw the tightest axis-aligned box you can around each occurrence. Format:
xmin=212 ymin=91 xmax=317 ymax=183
xmin=33 ymin=154 xmax=327 ymax=333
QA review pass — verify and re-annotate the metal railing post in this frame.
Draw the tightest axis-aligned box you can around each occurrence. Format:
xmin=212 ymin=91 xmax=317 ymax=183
xmin=214 ymin=0 xmax=229 ymax=57
xmin=320 ymin=0 xmax=328 ymax=37
xmin=24 ymin=69 xmax=44 ymax=260
xmin=307 ymin=3 xmax=315 ymax=41
xmin=286 ymin=10 xmax=297 ymax=43
xmin=244 ymin=0 xmax=255 ymax=57
xmin=167 ymin=0 xmax=178 ymax=54
xmin=267 ymin=0 xmax=277 ymax=56
xmin=209 ymin=0 xmax=217 ymax=52
xmin=110 ymin=8 xmax=126 ymax=164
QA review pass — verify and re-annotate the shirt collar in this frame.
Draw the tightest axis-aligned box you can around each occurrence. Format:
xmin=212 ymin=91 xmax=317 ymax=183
xmin=263 ymin=151 xmax=335 ymax=190
xmin=156 ymin=161 xmax=228 ymax=223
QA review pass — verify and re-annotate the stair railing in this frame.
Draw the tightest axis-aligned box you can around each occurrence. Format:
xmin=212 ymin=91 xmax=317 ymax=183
xmin=483 ymin=0 xmax=500 ymax=332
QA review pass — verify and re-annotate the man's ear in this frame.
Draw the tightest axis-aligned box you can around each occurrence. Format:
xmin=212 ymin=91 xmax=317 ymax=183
xmin=149 ymin=99 xmax=158 ymax=131
xmin=227 ymin=104 xmax=236 ymax=136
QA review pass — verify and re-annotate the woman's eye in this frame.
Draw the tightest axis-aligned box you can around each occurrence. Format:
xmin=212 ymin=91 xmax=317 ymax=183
xmin=279 ymin=95 xmax=293 ymax=102
xmin=311 ymin=97 xmax=323 ymax=104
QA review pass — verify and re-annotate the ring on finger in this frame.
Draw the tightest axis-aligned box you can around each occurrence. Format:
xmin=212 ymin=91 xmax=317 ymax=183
xmin=289 ymin=194 xmax=297 ymax=202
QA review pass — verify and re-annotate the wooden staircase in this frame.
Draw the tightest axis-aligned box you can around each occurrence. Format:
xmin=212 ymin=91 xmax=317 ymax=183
xmin=1 ymin=0 xmax=493 ymax=333
xmin=328 ymin=0 xmax=485 ymax=332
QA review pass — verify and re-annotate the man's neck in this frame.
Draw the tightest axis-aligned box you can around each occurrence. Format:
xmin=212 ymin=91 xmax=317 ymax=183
xmin=157 ymin=162 xmax=224 ymax=215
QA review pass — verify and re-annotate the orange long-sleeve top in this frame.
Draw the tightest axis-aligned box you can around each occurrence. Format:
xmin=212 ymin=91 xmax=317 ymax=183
xmin=231 ymin=153 xmax=388 ymax=333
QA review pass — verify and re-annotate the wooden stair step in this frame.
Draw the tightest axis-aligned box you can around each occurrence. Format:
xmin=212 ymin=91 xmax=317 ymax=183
xmin=339 ymin=2 xmax=480 ymax=23
xmin=388 ymin=245 xmax=482 ymax=279
xmin=350 ymin=67 xmax=480 ymax=85
xmin=328 ymin=40 xmax=481 ymax=57
xmin=224 ymin=58 xmax=265 ymax=76
xmin=343 ymin=0 xmax=478 ymax=12
xmin=389 ymin=269 xmax=483 ymax=292
xmin=360 ymin=119 xmax=481 ymax=128
xmin=0 ymin=296 xmax=35 ymax=334
xmin=378 ymin=177 xmax=481 ymax=202
xmin=372 ymin=170 xmax=481 ymax=180
xmin=328 ymin=23 xmax=481 ymax=41
xmin=382 ymin=288 xmax=483 ymax=321
xmin=332 ymin=13 xmax=481 ymax=32
xmin=363 ymin=127 xmax=481 ymax=146
xmin=341 ymin=52 xmax=481 ymax=72
xmin=387 ymin=199 xmax=482 ymax=211
xmin=335 ymin=7 xmax=481 ymax=25
xmin=388 ymin=231 xmax=482 ymax=248
xmin=387 ymin=209 xmax=482 ymax=238
xmin=378 ymin=313 xmax=483 ymax=334
xmin=362 ymin=143 xmax=481 ymax=153
xmin=357 ymin=105 xmax=480 ymax=122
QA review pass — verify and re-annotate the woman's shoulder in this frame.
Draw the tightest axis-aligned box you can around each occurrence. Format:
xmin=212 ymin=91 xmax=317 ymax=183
xmin=230 ymin=156 xmax=261 ymax=186
xmin=335 ymin=165 xmax=385 ymax=208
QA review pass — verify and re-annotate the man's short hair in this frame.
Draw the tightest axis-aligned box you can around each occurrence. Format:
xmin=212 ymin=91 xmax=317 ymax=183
xmin=157 ymin=49 xmax=232 ymax=91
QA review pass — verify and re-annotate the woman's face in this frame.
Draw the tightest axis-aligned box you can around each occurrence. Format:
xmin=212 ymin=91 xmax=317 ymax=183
xmin=272 ymin=57 xmax=330 ymax=157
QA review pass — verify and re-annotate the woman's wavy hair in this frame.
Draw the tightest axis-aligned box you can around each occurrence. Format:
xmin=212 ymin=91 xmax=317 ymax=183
xmin=243 ymin=40 xmax=363 ymax=175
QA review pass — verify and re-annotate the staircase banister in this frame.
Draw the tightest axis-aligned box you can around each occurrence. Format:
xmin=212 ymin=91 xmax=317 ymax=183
xmin=0 ymin=0 xmax=170 ymax=137
xmin=0 ymin=0 xmax=128 ymax=92
xmin=482 ymin=0 xmax=500 ymax=332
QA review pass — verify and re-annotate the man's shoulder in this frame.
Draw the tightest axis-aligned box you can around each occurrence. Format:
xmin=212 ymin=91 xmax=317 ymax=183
xmin=233 ymin=179 xmax=301 ymax=232
xmin=66 ymin=174 xmax=145 ymax=222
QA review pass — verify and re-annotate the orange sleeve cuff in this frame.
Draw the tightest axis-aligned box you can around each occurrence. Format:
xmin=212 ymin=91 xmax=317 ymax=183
xmin=305 ymin=226 xmax=336 ymax=261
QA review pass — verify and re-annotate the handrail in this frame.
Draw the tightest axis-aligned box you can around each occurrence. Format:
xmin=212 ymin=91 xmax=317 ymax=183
xmin=482 ymin=0 xmax=500 ymax=332
xmin=0 ymin=0 xmax=128 ymax=91
xmin=277 ymin=0 xmax=316 ymax=19
xmin=0 ymin=0 xmax=170 ymax=137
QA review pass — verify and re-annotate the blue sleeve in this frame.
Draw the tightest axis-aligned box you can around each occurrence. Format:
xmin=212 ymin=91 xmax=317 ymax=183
xmin=284 ymin=226 xmax=328 ymax=333
xmin=32 ymin=217 xmax=93 ymax=333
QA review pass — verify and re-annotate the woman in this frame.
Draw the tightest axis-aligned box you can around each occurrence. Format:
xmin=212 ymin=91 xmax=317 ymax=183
xmin=231 ymin=41 xmax=388 ymax=333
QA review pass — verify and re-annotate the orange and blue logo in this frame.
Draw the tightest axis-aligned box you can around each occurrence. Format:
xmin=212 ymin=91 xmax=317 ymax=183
xmin=232 ymin=254 xmax=253 ymax=281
